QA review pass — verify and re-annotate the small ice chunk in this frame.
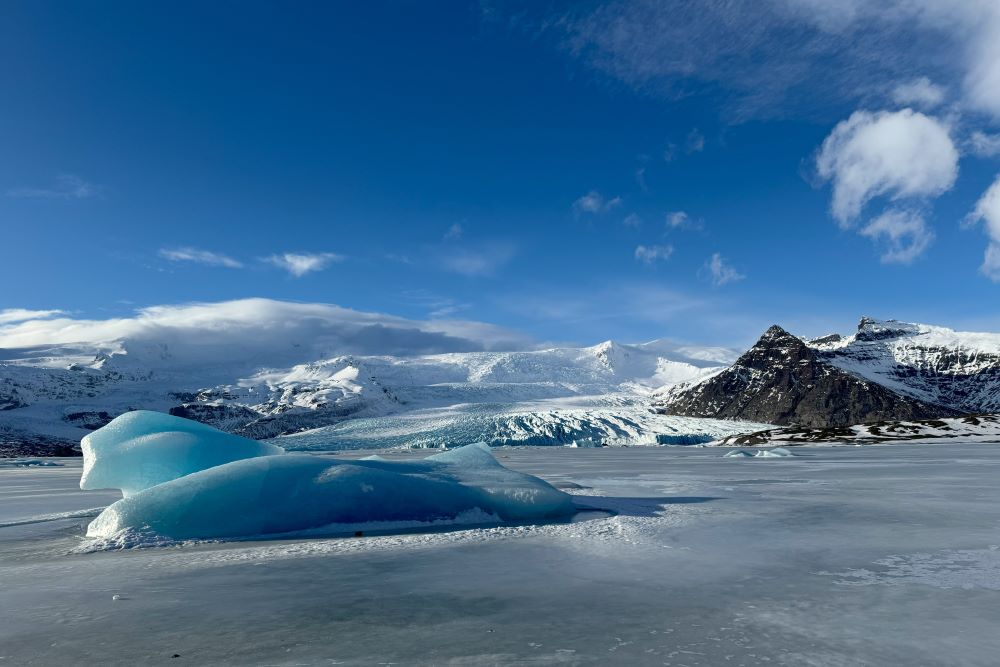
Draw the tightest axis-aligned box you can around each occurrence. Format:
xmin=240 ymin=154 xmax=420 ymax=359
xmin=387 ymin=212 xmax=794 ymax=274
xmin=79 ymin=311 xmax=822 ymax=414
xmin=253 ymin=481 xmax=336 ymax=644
xmin=723 ymin=450 xmax=755 ymax=458
xmin=80 ymin=411 xmax=283 ymax=497
xmin=723 ymin=447 xmax=794 ymax=458
xmin=86 ymin=442 xmax=574 ymax=540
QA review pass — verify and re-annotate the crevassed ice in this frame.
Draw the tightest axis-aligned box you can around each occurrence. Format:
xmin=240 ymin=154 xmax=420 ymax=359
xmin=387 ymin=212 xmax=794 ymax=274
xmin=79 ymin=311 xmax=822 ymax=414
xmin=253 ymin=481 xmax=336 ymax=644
xmin=80 ymin=410 xmax=284 ymax=497
xmin=82 ymin=411 xmax=574 ymax=541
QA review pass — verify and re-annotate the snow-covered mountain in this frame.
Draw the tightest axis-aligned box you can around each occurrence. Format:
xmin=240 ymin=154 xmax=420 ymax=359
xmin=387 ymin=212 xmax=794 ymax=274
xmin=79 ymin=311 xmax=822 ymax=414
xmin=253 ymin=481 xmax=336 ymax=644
xmin=813 ymin=317 xmax=1000 ymax=413
xmin=0 ymin=335 xmax=742 ymax=453
xmin=657 ymin=318 xmax=1000 ymax=427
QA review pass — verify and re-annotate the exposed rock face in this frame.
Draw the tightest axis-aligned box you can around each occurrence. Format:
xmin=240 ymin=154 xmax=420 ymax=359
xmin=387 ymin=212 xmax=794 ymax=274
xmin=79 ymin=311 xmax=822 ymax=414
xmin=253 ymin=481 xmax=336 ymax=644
xmin=817 ymin=317 xmax=1000 ymax=413
xmin=657 ymin=325 xmax=958 ymax=427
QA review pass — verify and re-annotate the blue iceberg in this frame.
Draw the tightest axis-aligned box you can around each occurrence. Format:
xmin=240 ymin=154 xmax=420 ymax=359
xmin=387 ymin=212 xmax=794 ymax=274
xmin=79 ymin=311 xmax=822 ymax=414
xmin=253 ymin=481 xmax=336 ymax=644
xmin=82 ymin=412 xmax=574 ymax=541
xmin=81 ymin=410 xmax=284 ymax=497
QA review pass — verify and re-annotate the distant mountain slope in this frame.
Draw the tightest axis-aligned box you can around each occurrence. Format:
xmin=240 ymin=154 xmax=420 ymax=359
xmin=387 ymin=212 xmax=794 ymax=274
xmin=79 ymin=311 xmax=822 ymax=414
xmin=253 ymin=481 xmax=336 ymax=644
xmin=713 ymin=414 xmax=1000 ymax=447
xmin=814 ymin=318 xmax=1000 ymax=413
xmin=655 ymin=323 xmax=965 ymax=427
xmin=0 ymin=337 xmax=734 ymax=449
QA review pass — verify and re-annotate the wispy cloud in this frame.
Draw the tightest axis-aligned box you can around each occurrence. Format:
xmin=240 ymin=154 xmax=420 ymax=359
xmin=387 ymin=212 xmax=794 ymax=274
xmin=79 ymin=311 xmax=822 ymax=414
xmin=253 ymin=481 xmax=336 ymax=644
xmin=443 ymin=223 xmax=464 ymax=240
xmin=160 ymin=247 xmax=244 ymax=269
xmin=533 ymin=0 xmax=1000 ymax=122
xmin=573 ymin=190 xmax=622 ymax=215
xmin=969 ymin=131 xmax=1000 ymax=158
xmin=704 ymin=253 xmax=745 ymax=286
xmin=686 ymin=129 xmax=705 ymax=153
xmin=265 ymin=252 xmax=344 ymax=277
xmin=859 ymin=208 xmax=934 ymax=264
xmin=438 ymin=242 xmax=516 ymax=277
xmin=634 ymin=244 xmax=674 ymax=263
xmin=400 ymin=289 xmax=471 ymax=319
xmin=6 ymin=174 xmax=99 ymax=200
xmin=891 ymin=77 xmax=946 ymax=109
xmin=965 ymin=175 xmax=1000 ymax=282
xmin=0 ymin=308 xmax=65 ymax=325
xmin=622 ymin=213 xmax=642 ymax=228
xmin=665 ymin=210 xmax=702 ymax=230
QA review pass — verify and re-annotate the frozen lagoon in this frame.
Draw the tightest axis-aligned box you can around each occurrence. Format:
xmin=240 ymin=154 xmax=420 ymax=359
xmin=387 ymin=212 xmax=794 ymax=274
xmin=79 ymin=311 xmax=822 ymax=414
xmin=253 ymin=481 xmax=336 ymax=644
xmin=3 ymin=443 xmax=1000 ymax=665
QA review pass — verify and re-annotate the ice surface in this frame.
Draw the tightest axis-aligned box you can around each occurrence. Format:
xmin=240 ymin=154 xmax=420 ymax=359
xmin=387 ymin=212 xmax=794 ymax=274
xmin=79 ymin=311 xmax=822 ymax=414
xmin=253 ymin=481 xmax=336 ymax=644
xmin=7 ymin=444 xmax=1000 ymax=664
xmin=80 ymin=411 xmax=284 ymax=497
xmin=86 ymin=442 xmax=574 ymax=540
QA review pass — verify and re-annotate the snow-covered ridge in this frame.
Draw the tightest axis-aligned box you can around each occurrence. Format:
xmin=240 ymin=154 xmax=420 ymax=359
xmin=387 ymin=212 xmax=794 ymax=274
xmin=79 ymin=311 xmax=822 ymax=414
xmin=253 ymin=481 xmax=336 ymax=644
xmin=810 ymin=317 xmax=1000 ymax=413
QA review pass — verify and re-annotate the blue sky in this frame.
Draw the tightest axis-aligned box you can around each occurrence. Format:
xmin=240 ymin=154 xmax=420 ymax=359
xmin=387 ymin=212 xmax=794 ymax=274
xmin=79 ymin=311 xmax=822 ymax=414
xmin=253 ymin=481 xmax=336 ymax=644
xmin=3 ymin=0 xmax=1000 ymax=349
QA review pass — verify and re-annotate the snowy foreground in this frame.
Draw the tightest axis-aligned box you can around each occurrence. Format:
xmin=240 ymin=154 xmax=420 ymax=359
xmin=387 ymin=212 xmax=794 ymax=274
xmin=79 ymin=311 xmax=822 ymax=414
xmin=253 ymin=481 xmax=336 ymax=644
xmin=4 ymin=443 xmax=1000 ymax=665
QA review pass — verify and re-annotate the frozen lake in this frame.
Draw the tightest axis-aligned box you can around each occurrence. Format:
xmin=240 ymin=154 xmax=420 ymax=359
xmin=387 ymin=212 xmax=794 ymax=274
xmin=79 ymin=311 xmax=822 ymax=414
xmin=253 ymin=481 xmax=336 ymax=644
xmin=3 ymin=443 xmax=1000 ymax=665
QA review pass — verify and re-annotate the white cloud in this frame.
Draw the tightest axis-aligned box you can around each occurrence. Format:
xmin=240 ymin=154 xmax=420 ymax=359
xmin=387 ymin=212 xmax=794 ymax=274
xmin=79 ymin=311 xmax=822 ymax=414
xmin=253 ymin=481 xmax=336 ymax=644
xmin=438 ymin=242 xmax=516 ymax=277
xmin=686 ymin=129 xmax=705 ymax=153
xmin=0 ymin=299 xmax=535 ymax=372
xmin=0 ymin=308 xmax=65 ymax=325
xmin=444 ymin=223 xmax=463 ymax=240
xmin=816 ymin=109 xmax=958 ymax=226
xmin=704 ymin=253 xmax=745 ymax=286
xmin=265 ymin=252 xmax=344 ymax=277
xmin=622 ymin=213 xmax=642 ymax=228
xmin=965 ymin=174 xmax=1000 ymax=281
xmin=6 ymin=174 xmax=99 ymax=199
xmin=969 ymin=131 xmax=1000 ymax=158
xmin=539 ymin=0 xmax=1000 ymax=122
xmin=891 ymin=77 xmax=946 ymax=109
xmin=573 ymin=190 xmax=622 ymax=215
xmin=635 ymin=166 xmax=648 ymax=192
xmin=634 ymin=244 xmax=674 ymax=263
xmin=859 ymin=209 xmax=934 ymax=264
xmin=160 ymin=247 xmax=243 ymax=269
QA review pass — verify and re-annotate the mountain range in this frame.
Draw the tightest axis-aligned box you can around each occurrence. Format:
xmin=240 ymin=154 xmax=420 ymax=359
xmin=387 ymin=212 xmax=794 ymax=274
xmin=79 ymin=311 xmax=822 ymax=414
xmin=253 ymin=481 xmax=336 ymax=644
xmin=2 ymin=315 xmax=999 ymax=455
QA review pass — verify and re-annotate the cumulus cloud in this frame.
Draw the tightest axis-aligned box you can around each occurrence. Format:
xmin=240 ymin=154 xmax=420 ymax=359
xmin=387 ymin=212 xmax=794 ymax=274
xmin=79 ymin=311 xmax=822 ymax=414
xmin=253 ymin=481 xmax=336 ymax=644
xmin=160 ymin=247 xmax=244 ymax=269
xmin=0 ymin=308 xmax=65 ymax=325
xmin=265 ymin=252 xmax=344 ymax=277
xmin=965 ymin=174 xmax=1000 ymax=281
xmin=573 ymin=190 xmax=622 ymax=215
xmin=6 ymin=174 xmax=99 ymax=199
xmin=634 ymin=244 xmax=673 ymax=263
xmin=816 ymin=109 xmax=958 ymax=226
xmin=704 ymin=253 xmax=745 ymax=286
xmin=859 ymin=209 xmax=934 ymax=264
xmin=0 ymin=299 xmax=535 ymax=375
xmin=891 ymin=77 xmax=946 ymax=109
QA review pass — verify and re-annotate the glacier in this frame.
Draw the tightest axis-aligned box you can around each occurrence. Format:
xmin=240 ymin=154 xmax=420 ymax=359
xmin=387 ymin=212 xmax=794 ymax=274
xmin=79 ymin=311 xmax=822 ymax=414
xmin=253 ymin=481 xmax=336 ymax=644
xmin=82 ymin=412 xmax=574 ymax=540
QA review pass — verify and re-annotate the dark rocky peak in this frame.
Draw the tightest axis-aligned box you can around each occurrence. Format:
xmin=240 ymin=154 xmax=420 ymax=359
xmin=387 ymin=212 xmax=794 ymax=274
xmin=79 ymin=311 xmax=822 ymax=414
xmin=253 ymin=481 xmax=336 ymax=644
xmin=855 ymin=317 xmax=920 ymax=342
xmin=809 ymin=333 xmax=843 ymax=346
xmin=737 ymin=325 xmax=811 ymax=370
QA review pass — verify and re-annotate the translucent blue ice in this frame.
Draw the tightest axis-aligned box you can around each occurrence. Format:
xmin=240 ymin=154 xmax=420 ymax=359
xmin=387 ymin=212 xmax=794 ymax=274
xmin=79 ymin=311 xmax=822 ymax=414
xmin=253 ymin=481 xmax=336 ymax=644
xmin=80 ymin=410 xmax=284 ymax=497
xmin=81 ymin=412 xmax=574 ymax=540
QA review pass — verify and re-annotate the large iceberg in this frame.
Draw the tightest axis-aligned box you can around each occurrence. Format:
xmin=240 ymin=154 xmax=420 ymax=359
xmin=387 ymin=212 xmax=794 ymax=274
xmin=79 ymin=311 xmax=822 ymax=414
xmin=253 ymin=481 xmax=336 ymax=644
xmin=80 ymin=410 xmax=284 ymax=497
xmin=82 ymin=412 xmax=574 ymax=541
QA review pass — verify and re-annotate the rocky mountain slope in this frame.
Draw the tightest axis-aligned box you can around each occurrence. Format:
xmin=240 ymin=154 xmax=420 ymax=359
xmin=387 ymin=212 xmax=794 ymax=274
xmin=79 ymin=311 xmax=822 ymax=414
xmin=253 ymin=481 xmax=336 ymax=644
xmin=713 ymin=414 xmax=1000 ymax=447
xmin=655 ymin=324 xmax=957 ymax=427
